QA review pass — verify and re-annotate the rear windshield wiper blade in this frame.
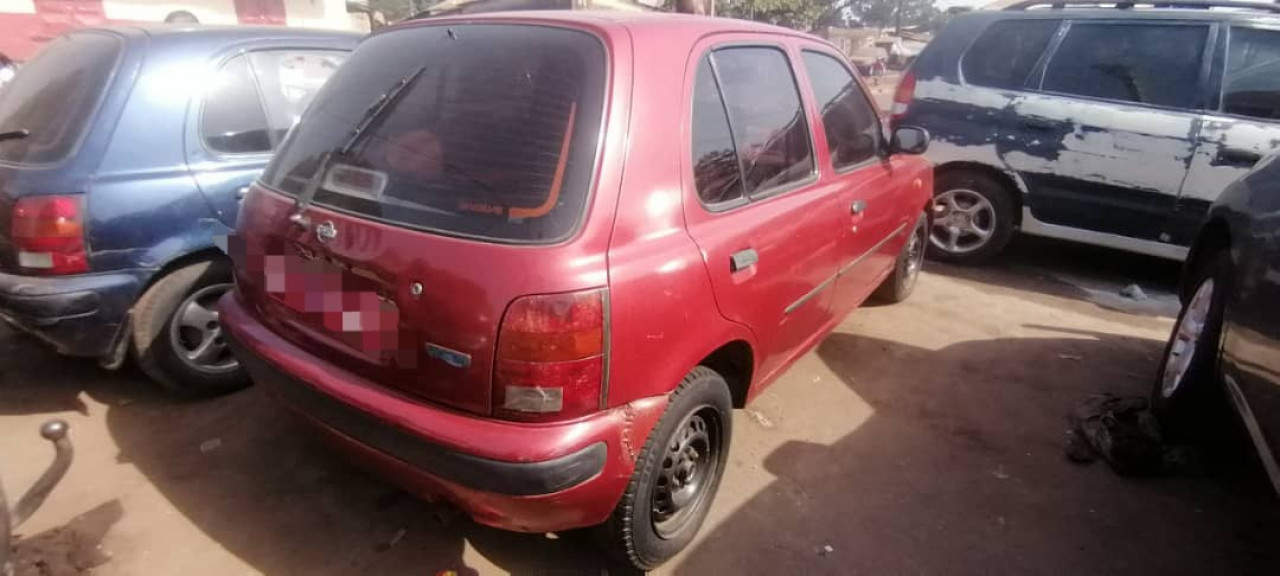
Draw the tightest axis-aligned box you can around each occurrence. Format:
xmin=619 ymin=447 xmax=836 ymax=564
xmin=0 ymin=129 xmax=29 ymax=142
xmin=290 ymin=66 xmax=427 ymax=221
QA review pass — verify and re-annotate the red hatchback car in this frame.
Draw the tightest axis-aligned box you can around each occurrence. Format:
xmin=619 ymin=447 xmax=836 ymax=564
xmin=220 ymin=11 xmax=933 ymax=568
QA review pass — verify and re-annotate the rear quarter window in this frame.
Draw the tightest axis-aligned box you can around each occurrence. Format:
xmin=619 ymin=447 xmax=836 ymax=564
xmin=262 ymin=24 xmax=606 ymax=243
xmin=961 ymin=19 xmax=1060 ymax=90
xmin=0 ymin=32 xmax=122 ymax=165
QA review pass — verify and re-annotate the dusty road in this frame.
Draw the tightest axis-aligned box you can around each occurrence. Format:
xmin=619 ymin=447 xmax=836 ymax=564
xmin=2 ymin=237 xmax=1277 ymax=576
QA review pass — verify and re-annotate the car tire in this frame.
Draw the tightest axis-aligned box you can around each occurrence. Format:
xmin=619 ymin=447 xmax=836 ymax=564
xmin=874 ymin=210 xmax=928 ymax=304
xmin=1152 ymin=251 xmax=1230 ymax=440
xmin=929 ymin=170 xmax=1016 ymax=265
xmin=596 ymin=366 xmax=733 ymax=571
xmin=132 ymin=259 xmax=250 ymax=397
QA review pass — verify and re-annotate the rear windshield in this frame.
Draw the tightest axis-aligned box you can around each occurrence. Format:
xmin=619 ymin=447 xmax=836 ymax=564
xmin=262 ymin=24 xmax=607 ymax=243
xmin=0 ymin=32 xmax=122 ymax=165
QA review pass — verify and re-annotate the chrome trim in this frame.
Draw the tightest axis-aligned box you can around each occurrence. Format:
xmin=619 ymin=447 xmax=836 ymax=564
xmin=1223 ymin=373 xmax=1280 ymax=496
xmin=783 ymin=274 xmax=838 ymax=315
xmin=838 ymin=221 xmax=909 ymax=276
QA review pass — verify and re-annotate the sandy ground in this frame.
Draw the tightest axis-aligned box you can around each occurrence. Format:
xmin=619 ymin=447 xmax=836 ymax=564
xmin=2 ymin=236 xmax=1278 ymax=576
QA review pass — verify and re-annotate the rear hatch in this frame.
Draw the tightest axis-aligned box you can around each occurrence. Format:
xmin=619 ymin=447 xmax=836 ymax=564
xmin=232 ymin=22 xmax=608 ymax=415
xmin=0 ymin=31 xmax=124 ymax=272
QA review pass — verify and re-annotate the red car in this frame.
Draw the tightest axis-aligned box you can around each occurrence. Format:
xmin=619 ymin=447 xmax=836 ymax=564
xmin=220 ymin=12 xmax=932 ymax=568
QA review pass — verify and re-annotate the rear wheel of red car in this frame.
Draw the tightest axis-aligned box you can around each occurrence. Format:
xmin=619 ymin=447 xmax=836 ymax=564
xmin=874 ymin=210 xmax=928 ymax=304
xmin=132 ymin=259 xmax=250 ymax=397
xmin=597 ymin=366 xmax=732 ymax=570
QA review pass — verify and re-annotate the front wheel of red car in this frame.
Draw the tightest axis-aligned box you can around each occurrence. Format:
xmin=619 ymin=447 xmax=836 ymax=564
xmin=596 ymin=366 xmax=733 ymax=570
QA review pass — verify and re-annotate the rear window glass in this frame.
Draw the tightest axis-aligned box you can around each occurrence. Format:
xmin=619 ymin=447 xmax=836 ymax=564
xmin=0 ymin=32 xmax=122 ymax=164
xmin=1041 ymin=23 xmax=1208 ymax=110
xmin=962 ymin=19 xmax=1060 ymax=90
xmin=262 ymin=24 xmax=606 ymax=243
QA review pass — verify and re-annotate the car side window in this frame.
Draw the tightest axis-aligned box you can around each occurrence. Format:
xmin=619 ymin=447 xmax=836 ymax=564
xmin=710 ymin=47 xmax=815 ymax=199
xmin=201 ymin=55 xmax=272 ymax=154
xmin=1041 ymin=23 xmax=1209 ymax=110
xmin=246 ymin=50 xmax=349 ymax=148
xmin=800 ymin=50 xmax=880 ymax=170
xmin=1223 ymin=27 xmax=1280 ymax=121
xmin=962 ymin=19 xmax=1060 ymax=90
xmin=692 ymin=56 xmax=746 ymax=205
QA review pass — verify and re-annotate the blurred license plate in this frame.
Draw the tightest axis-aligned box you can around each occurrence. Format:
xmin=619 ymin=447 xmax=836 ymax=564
xmin=262 ymin=251 xmax=399 ymax=357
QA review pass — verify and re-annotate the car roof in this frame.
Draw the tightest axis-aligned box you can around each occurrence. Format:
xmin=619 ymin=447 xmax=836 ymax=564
xmin=394 ymin=11 xmax=815 ymax=41
xmin=961 ymin=5 xmax=1280 ymax=23
xmin=91 ymin=24 xmax=363 ymax=44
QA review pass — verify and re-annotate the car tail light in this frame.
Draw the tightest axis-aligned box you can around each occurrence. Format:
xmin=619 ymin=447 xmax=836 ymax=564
xmin=494 ymin=289 xmax=606 ymax=422
xmin=890 ymin=70 xmax=917 ymax=128
xmin=11 ymin=195 xmax=88 ymax=275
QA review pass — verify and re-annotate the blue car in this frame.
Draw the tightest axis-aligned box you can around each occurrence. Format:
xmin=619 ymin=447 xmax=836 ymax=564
xmin=0 ymin=26 xmax=356 ymax=395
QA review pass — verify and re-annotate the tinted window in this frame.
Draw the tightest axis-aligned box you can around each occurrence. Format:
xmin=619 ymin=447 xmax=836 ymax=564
xmin=246 ymin=50 xmax=348 ymax=147
xmin=0 ymin=32 xmax=122 ymax=164
xmin=202 ymin=55 xmax=272 ymax=154
xmin=263 ymin=25 xmax=606 ymax=243
xmin=711 ymin=47 xmax=814 ymax=197
xmin=962 ymin=19 xmax=1059 ymax=90
xmin=1042 ymin=24 xmax=1208 ymax=109
xmin=1223 ymin=27 xmax=1280 ymax=121
xmin=801 ymin=51 xmax=880 ymax=169
xmin=691 ymin=57 xmax=744 ymax=205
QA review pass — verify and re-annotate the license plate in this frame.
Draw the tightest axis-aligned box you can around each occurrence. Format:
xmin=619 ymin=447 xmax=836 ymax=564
xmin=262 ymin=250 xmax=400 ymax=358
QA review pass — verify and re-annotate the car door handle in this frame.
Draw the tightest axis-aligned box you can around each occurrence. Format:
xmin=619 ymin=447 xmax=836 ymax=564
xmin=1217 ymin=147 xmax=1262 ymax=167
xmin=851 ymin=200 xmax=867 ymax=216
xmin=236 ymin=186 xmax=251 ymax=200
xmin=730 ymin=249 xmax=759 ymax=273
xmin=1022 ymin=117 xmax=1055 ymax=131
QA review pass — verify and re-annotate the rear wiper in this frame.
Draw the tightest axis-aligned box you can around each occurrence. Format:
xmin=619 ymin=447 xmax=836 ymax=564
xmin=290 ymin=66 xmax=427 ymax=225
xmin=0 ymin=129 xmax=29 ymax=142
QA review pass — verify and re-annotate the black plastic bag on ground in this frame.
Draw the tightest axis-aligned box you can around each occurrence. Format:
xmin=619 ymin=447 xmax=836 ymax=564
xmin=1066 ymin=394 xmax=1165 ymax=475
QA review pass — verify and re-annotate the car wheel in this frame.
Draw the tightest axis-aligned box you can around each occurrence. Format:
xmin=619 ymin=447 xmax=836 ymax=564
xmin=132 ymin=259 xmax=250 ymax=397
xmin=874 ymin=210 xmax=928 ymax=304
xmin=596 ymin=366 xmax=732 ymax=570
xmin=929 ymin=170 xmax=1016 ymax=265
xmin=1152 ymin=251 xmax=1230 ymax=439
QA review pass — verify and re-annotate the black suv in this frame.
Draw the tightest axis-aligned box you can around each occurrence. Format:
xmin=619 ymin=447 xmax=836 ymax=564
xmin=894 ymin=0 xmax=1280 ymax=264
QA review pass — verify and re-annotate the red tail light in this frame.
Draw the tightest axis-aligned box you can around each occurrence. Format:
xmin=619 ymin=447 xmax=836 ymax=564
xmin=494 ymin=289 xmax=606 ymax=422
xmin=890 ymin=70 xmax=917 ymax=128
xmin=11 ymin=195 xmax=88 ymax=275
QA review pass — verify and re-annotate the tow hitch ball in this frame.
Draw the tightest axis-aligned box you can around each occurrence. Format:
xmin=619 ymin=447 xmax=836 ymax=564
xmin=1 ymin=421 xmax=74 ymax=576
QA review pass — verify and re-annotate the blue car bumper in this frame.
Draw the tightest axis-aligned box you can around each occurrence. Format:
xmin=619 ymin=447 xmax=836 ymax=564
xmin=0 ymin=271 xmax=141 ymax=358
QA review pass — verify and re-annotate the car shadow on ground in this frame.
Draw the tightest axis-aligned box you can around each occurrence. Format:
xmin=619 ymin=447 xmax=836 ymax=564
xmin=925 ymin=235 xmax=1185 ymax=320
xmin=0 ymin=324 xmax=639 ymax=576
xmin=677 ymin=330 xmax=1280 ymax=576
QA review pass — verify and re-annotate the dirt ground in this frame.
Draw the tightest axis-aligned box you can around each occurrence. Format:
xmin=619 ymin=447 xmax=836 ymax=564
xmin=2 ymin=236 xmax=1278 ymax=576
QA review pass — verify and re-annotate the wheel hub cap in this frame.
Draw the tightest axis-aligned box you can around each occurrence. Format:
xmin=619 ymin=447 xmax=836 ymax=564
xmin=1161 ymin=278 xmax=1215 ymax=398
xmin=169 ymin=283 xmax=238 ymax=374
xmin=930 ymin=188 xmax=996 ymax=254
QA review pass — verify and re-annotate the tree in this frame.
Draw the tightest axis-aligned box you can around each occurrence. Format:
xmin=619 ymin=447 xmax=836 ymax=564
xmin=719 ymin=0 xmax=830 ymax=30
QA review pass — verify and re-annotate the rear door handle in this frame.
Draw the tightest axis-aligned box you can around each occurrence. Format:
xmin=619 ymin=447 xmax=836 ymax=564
xmin=1217 ymin=146 xmax=1263 ymax=167
xmin=730 ymin=249 xmax=759 ymax=273
xmin=236 ymin=186 xmax=251 ymax=200
xmin=851 ymin=200 xmax=867 ymax=216
xmin=1022 ymin=117 xmax=1055 ymax=131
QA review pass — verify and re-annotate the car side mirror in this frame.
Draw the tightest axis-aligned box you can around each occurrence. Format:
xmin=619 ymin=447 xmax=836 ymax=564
xmin=890 ymin=126 xmax=930 ymax=156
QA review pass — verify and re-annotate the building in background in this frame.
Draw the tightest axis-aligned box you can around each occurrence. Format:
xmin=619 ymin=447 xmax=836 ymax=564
xmin=0 ymin=0 xmax=364 ymax=61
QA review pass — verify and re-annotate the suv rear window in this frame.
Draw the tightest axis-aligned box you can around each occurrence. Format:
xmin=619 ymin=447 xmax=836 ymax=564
xmin=962 ymin=19 xmax=1060 ymax=90
xmin=262 ymin=24 xmax=606 ymax=243
xmin=0 ymin=32 xmax=122 ymax=165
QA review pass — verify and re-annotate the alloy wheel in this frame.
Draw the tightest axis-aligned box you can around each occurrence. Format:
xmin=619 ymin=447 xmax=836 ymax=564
xmin=930 ymin=188 xmax=997 ymax=254
xmin=1161 ymin=278 xmax=1215 ymax=398
xmin=169 ymin=283 xmax=238 ymax=374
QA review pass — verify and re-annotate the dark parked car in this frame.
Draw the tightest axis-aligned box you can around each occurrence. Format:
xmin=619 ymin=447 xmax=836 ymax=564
xmin=1155 ymin=151 xmax=1280 ymax=495
xmin=220 ymin=12 xmax=934 ymax=569
xmin=894 ymin=0 xmax=1280 ymax=264
xmin=0 ymin=26 xmax=355 ymax=395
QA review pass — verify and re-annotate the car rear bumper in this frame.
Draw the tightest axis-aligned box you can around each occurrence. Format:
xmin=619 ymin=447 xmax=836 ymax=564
xmin=0 ymin=270 xmax=139 ymax=357
xmin=219 ymin=292 xmax=668 ymax=533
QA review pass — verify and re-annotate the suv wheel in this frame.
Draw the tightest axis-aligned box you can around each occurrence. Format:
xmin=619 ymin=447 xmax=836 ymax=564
xmin=597 ymin=366 xmax=732 ymax=570
xmin=132 ymin=259 xmax=250 ymax=397
xmin=929 ymin=171 xmax=1016 ymax=264
xmin=1153 ymin=251 xmax=1229 ymax=439
xmin=874 ymin=210 xmax=928 ymax=304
